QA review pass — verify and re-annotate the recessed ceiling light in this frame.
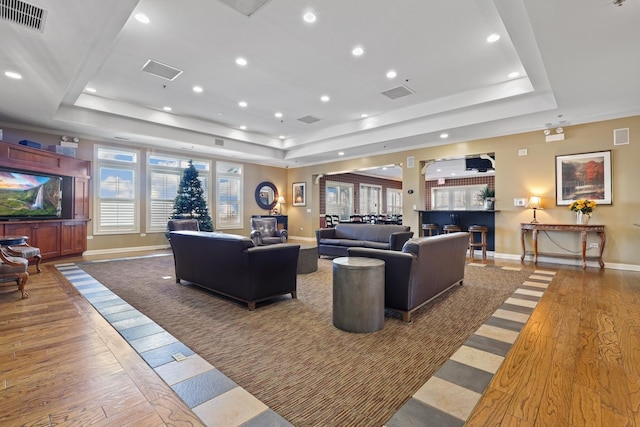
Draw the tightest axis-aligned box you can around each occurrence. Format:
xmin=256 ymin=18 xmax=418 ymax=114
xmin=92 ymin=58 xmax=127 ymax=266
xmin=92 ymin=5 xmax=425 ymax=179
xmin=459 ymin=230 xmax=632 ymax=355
xmin=163 ymin=106 xmax=172 ymax=111
xmin=238 ymin=101 xmax=248 ymax=107
xmin=436 ymin=169 xmax=442 ymax=172
xmin=240 ymin=125 xmax=247 ymax=130
xmin=279 ymin=135 xmax=286 ymax=140
xmin=320 ymin=95 xmax=330 ymax=102
xmin=386 ymin=70 xmax=397 ymax=79
xmin=360 ymin=113 xmax=368 ymax=118
xmin=303 ymin=11 xmax=316 ymax=23
xmin=440 ymin=133 xmax=449 ymax=139
xmin=487 ymin=34 xmax=500 ymax=43
xmin=508 ymin=71 xmax=520 ymax=78
xmin=193 ymin=85 xmax=203 ymax=93
xmin=451 ymin=173 xmax=456 ymax=176
xmin=235 ymin=57 xmax=247 ymax=66
xmin=338 ymin=151 xmax=345 ymax=156
xmin=85 ymin=87 xmax=96 ymax=93
xmin=275 ymin=112 xmax=283 ymax=118
xmin=135 ymin=13 xmax=150 ymax=24
xmin=4 ymin=71 xmax=22 ymax=79
xmin=352 ymin=46 xmax=364 ymax=57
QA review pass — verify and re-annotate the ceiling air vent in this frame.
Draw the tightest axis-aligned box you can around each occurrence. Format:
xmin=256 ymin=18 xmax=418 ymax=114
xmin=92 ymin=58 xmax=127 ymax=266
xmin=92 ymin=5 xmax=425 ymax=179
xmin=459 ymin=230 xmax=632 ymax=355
xmin=0 ymin=0 xmax=47 ymax=32
xmin=218 ymin=0 xmax=272 ymax=17
xmin=381 ymin=85 xmax=415 ymax=100
xmin=214 ymin=138 xmax=224 ymax=146
xmin=297 ymin=115 xmax=321 ymax=124
xmin=141 ymin=59 xmax=183 ymax=81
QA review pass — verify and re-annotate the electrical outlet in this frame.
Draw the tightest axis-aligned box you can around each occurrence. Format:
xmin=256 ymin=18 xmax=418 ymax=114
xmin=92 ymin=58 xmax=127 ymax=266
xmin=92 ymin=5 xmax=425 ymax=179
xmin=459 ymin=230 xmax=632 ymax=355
xmin=589 ymin=243 xmax=599 ymax=248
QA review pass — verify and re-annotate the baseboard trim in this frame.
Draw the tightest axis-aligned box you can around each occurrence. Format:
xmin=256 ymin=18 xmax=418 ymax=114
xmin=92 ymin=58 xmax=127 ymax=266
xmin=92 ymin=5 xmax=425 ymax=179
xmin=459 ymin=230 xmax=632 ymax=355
xmin=493 ymin=252 xmax=640 ymax=271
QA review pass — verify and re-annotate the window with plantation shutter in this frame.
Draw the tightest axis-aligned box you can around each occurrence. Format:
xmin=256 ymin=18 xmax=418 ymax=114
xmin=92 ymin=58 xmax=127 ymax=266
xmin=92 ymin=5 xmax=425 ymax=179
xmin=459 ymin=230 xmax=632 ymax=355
xmin=386 ymin=188 xmax=403 ymax=215
xmin=94 ymin=146 xmax=139 ymax=234
xmin=216 ymin=162 xmax=242 ymax=229
xmin=149 ymin=171 xmax=179 ymax=230
xmin=147 ymin=154 xmax=210 ymax=232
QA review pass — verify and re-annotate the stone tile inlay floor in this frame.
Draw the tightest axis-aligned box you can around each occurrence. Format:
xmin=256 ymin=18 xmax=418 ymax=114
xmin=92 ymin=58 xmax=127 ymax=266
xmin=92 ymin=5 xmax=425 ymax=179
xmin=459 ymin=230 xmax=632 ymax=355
xmin=385 ymin=264 xmax=554 ymax=426
xmin=56 ymin=257 xmax=553 ymax=426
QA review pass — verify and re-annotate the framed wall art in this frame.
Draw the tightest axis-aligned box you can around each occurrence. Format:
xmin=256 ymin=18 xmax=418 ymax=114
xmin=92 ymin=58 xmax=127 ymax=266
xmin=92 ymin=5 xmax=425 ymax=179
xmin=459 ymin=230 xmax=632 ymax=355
xmin=556 ymin=150 xmax=612 ymax=205
xmin=292 ymin=182 xmax=306 ymax=206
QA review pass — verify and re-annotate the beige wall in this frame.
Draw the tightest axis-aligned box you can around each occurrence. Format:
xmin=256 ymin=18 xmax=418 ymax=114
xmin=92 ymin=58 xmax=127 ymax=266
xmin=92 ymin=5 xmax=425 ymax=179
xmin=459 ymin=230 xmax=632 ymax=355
xmin=287 ymin=115 xmax=640 ymax=268
xmin=3 ymin=115 xmax=639 ymax=267
xmin=1 ymin=126 xmax=286 ymax=251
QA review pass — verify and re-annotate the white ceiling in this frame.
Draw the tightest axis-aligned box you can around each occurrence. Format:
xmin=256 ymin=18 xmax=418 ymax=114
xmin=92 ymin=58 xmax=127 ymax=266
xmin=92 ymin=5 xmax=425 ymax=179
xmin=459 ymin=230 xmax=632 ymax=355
xmin=0 ymin=0 xmax=638 ymax=168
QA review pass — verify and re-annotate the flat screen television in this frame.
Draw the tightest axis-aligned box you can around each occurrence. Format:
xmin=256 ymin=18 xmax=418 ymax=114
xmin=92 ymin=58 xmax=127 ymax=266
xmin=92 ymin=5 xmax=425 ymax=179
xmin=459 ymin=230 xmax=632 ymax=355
xmin=0 ymin=169 xmax=62 ymax=219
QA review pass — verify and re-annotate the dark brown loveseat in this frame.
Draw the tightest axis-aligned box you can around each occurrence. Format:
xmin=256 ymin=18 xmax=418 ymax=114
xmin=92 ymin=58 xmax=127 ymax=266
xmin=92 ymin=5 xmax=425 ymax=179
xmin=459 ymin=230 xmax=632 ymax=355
xmin=348 ymin=232 xmax=469 ymax=322
xmin=169 ymin=230 xmax=299 ymax=310
xmin=315 ymin=223 xmax=414 ymax=257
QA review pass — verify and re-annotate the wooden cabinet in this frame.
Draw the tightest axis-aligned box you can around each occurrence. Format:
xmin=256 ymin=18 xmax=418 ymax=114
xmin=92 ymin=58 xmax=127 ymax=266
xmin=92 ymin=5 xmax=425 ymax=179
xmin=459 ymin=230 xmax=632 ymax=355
xmin=3 ymin=221 xmax=63 ymax=259
xmin=0 ymin=140 xmax=90 ymax=259
xmin=1 ymin=220 xmax=86 ymax=259
xmin=72 ymin=177 xmax=90 ymax=220
xmin=61 ymin=220 xmax=87 ymax=256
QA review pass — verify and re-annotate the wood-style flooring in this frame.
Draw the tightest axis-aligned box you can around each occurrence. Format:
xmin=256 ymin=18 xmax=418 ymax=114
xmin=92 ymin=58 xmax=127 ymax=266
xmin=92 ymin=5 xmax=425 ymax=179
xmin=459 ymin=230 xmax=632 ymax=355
xmin=1 ymin=252 xmax=638 ymax=426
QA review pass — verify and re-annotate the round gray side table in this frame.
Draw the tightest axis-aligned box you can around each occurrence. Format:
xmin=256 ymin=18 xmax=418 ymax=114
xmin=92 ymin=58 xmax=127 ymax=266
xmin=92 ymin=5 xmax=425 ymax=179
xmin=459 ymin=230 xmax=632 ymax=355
xmin=332 ymin=257 xmax=385 ymax=333
xmin=297 ymin=244 xmax=318 ymax=274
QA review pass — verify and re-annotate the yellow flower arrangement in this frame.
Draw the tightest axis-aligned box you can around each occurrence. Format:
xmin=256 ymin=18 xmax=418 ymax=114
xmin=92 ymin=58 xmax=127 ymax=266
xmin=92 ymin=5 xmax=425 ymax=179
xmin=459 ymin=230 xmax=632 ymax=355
xmin=569 ymin=199 xmax=597 ymax=215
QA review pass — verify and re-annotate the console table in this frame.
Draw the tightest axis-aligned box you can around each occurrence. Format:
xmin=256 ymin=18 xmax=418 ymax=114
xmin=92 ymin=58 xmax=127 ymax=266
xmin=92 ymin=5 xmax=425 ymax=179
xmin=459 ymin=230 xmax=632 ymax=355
xmin=520 ymin=223 xmax=606 ymax=269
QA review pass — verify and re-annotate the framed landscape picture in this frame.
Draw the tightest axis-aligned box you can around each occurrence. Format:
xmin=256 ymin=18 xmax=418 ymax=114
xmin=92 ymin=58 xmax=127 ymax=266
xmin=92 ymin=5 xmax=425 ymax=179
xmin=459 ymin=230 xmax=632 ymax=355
xmin=293 ymin=182 xmax=306 ymax=206
xmin=556 ymin=150 xmax=612 ymax=205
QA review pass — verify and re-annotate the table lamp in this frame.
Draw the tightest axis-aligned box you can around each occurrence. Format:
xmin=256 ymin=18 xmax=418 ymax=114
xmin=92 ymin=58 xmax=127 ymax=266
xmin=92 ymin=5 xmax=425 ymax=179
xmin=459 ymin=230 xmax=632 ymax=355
xmin=526 ymin=196 xmax=542 ymax=223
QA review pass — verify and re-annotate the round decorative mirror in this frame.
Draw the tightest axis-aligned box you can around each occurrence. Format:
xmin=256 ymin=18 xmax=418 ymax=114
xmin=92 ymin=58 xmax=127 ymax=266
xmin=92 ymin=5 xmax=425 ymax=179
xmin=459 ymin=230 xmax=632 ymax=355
xmin=255 ymin=181 xmax=278 ymax=210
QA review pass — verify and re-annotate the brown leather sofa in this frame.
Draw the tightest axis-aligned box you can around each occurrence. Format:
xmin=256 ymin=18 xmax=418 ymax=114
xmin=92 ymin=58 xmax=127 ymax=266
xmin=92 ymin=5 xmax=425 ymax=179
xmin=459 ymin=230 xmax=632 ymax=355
xmin=315 ymin=223 xmax=414 ymax=257
xmin=348 ymin=232 xmax=469 ymax=322
xmin=169 ymin=230 xmax=299 ymax=310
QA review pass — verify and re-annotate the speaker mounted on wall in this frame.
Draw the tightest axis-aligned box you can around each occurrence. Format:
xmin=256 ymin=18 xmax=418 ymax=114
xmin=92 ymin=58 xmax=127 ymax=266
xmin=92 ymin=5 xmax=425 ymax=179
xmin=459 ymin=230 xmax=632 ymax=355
xmin=614 ymin=128 xmax=629 ymax=145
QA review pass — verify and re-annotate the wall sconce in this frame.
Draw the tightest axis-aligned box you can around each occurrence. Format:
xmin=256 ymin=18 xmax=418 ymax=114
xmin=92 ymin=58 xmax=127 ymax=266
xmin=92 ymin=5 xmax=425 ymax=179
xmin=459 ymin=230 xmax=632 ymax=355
xmin=526 ymin=196 xmax=542 ymax=223
xmin=544 ymin=127 xmax=565 ymax=142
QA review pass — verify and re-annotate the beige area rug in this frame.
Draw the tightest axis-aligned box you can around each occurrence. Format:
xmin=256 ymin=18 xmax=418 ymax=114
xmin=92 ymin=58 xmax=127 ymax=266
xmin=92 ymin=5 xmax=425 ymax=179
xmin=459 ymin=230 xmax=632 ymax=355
xmin=79 ymin=254 xmax=535 ymax=426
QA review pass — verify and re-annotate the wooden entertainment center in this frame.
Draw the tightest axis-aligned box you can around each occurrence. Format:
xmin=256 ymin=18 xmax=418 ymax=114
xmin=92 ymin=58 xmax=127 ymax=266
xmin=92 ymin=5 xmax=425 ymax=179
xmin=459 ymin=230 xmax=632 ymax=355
xmin=0 ymin=140 xmax=90 ymax=260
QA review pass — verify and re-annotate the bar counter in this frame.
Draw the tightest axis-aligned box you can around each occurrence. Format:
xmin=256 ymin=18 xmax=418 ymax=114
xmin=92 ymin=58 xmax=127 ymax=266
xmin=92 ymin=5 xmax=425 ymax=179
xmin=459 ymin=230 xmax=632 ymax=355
xmin=418 ymin=210 xmax=497 ymax=251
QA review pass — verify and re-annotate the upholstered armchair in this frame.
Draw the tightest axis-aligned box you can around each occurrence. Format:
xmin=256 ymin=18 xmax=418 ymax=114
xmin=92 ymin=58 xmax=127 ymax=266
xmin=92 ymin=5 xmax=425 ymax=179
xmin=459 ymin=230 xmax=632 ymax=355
xmin=250 ymin=217 xmax=288 ymax=246
xmin=0 ymin=247 xmax=30 ymax=299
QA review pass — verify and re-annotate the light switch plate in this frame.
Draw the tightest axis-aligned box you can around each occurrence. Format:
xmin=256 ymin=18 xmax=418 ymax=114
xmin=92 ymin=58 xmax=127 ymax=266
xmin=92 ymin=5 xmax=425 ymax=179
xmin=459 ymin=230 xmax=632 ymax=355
xmin=514 ymin=198 xmax=526 ymax=206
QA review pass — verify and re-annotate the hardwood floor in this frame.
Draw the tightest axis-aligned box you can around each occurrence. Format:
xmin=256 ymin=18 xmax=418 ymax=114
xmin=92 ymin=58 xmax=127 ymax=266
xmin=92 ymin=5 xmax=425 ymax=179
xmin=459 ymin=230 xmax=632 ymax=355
xmin=0 ymin=255 xmax=203 ymax=426
xmin=467 ymin=265 xmax=640 ymax=426
xmin=1 ymin=252 xmax=638 ymax=426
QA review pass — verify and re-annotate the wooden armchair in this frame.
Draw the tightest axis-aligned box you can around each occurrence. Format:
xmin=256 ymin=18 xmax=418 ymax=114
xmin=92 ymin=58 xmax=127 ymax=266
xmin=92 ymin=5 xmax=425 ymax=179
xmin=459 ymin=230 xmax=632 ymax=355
xmin=0 ymin=247 xmax=30 ymax=299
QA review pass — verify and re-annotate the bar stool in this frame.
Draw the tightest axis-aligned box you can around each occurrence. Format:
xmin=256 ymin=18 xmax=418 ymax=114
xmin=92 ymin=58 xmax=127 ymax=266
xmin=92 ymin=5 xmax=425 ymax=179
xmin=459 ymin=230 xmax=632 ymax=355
xmin=421 ymin=223 xmax=439 ymax=237
xmin=443 ymin=224 xmax=461 ymax=233
xmin=468 ymin=225 xmax=488 ymax=260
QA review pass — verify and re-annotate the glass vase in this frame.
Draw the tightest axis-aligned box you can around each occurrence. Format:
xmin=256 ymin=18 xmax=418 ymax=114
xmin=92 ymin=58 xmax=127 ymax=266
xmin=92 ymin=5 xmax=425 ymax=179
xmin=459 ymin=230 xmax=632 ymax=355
xmin=576 ymin=211 xmax=590 ymax=225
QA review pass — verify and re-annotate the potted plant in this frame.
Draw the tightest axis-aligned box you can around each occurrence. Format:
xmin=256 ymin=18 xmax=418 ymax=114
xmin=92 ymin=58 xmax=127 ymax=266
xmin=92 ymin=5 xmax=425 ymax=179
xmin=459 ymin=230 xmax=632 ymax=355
xmin=479 ymin=186 xmax=496 ymax=210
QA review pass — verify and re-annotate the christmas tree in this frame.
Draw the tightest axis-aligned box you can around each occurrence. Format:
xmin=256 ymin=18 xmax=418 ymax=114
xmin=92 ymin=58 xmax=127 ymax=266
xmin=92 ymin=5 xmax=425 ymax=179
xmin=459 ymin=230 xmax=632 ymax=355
xmin=169 ymin=160 xmax=214 ymax=231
